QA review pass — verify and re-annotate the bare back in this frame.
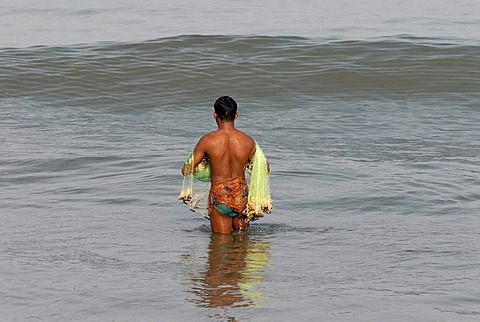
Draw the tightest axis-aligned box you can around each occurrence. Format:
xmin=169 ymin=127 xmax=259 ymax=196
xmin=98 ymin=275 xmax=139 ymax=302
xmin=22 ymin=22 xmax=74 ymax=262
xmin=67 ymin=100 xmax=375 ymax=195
xmin=192 ymin=128 xmax=255 ymax=182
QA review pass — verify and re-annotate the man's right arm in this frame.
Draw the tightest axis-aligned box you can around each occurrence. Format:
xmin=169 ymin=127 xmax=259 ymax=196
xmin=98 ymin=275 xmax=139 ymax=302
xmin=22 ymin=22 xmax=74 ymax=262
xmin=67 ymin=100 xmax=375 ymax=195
xmin=181 ymin=135 xmax=209 ymax=175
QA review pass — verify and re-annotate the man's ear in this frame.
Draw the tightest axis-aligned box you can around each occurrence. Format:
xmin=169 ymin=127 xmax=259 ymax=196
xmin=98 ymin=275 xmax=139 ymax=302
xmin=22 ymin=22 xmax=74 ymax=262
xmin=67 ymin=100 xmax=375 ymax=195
xmin=234 ymin=112 xmax=239 ymax=120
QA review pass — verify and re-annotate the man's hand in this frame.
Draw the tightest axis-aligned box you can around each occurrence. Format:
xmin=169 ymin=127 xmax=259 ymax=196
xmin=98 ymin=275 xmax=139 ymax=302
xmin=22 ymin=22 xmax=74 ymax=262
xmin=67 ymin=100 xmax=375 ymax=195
xmin=182 ymin=163 xmax=192 ymax=176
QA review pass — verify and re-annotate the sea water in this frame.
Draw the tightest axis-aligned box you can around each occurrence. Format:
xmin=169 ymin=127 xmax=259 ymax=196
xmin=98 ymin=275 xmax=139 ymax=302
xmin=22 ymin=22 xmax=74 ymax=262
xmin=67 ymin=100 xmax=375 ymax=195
xmin=1 ymin=1 xmax=480 ymax=321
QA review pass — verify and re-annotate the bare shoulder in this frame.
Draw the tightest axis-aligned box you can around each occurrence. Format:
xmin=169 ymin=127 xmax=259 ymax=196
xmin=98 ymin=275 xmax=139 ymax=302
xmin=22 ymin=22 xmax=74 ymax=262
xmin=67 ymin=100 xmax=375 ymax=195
xmin=234 ymin=129 xmax=255 ymax=146
xmin=197 ymin=130 xmax=218 ymax=145
xmin=245 ymin=133 xmax=256 ymax=150
xmin=240 ymin=133 xmax=256 ymax=158
xmin=198 ymin=129 xmax=255 ymax=152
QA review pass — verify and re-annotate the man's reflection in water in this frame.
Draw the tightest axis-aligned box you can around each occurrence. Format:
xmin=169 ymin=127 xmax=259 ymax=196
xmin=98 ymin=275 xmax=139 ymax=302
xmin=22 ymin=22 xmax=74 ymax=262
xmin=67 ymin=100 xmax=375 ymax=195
xmin=185 ymin=233 xmax=270 ymax=308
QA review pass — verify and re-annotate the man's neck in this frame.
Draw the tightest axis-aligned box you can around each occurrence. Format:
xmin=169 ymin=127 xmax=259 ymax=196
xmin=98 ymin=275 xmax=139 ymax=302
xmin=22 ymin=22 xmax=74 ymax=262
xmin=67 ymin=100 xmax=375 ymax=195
xmin=217 ymin=121 xmax=235 ymax=130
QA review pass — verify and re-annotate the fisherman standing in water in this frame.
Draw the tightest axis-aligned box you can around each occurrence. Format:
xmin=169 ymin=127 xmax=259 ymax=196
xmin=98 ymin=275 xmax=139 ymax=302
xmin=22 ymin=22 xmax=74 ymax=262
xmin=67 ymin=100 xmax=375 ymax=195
xmin=180 ymin=96 xmax=272 ymax=234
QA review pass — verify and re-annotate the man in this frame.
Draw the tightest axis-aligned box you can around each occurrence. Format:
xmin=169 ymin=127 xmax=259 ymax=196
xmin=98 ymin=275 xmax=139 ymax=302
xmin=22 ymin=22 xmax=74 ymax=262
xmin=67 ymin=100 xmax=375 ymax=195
xmin=182 ymin=96 xmax=256 ymax=234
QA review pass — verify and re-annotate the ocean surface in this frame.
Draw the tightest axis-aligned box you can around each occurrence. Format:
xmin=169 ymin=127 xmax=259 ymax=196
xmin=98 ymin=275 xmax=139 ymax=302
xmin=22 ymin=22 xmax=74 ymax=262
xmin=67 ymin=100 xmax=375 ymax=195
xmin=1 ymin=1 xmax=480 ymax=321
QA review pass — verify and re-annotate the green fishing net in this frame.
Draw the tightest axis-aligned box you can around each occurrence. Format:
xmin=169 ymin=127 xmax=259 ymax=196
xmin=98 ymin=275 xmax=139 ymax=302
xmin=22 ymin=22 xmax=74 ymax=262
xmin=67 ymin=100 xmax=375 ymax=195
xmin=243 ymin=143 xmax=273 ymax=221
xmin=185 ymin=152 xmax=211 ymax=182
xmin=178 ymin=153 xmax=211 ymax=218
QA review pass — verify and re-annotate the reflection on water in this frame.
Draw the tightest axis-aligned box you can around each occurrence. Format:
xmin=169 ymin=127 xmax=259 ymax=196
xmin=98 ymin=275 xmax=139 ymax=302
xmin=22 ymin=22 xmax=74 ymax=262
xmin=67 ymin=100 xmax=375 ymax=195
xmin=183 ymin=233 xmax=270 ymax=308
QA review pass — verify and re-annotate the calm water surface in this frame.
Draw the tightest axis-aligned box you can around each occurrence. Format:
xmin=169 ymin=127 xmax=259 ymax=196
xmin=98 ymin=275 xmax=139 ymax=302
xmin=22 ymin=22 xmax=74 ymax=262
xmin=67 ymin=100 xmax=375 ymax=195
xmin=2 ymin=0 xmax=480 ymax=47
xmin=1 ymin=1 xmax=480 ymax=321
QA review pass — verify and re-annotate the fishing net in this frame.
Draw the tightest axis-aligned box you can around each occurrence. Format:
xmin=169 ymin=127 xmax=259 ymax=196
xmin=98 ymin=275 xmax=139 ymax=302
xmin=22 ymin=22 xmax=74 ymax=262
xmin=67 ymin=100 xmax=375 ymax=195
xmin=243 ymin=143 xmax=273 ymax=221
xmin=178 ymin=153 xmax=211 ymax=218
xmin=178 ymin=141 xmax=272 ymax=222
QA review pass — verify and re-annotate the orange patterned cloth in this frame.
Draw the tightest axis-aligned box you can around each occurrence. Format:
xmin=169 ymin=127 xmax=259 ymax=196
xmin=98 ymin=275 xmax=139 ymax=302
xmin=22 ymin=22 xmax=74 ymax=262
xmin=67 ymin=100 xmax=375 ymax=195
xmin=208 ymin=177 xmax=249 ymax=215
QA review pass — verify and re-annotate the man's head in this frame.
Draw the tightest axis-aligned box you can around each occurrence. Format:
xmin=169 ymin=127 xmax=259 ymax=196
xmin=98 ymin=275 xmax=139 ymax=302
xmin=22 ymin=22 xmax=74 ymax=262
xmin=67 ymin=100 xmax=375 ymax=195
xmin=214 ymin=96 xmax=238 ymax=121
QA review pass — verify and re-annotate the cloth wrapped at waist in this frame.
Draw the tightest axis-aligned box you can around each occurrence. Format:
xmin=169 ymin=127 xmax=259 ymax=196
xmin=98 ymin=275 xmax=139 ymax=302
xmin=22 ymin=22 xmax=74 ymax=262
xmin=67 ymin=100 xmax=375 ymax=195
xmin=208 ymin=177 xmax=248 ymax=216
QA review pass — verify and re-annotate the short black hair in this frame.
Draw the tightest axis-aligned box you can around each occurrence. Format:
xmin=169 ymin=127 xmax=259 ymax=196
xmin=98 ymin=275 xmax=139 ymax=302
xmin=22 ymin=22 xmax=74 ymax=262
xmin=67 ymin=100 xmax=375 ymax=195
xmin=214 ymin=96 xmax=237 ymax=121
